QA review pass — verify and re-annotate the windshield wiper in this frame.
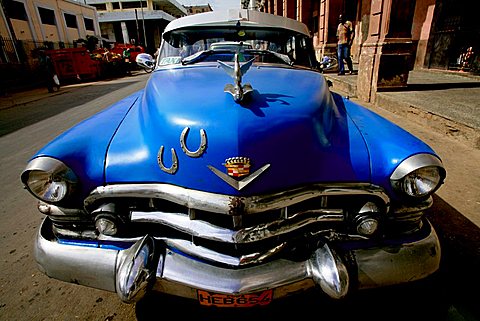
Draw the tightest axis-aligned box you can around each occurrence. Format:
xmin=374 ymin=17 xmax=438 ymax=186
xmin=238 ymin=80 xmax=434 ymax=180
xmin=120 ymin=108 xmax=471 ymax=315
xmin=270 ymin=51 xmax=294 ymax=66
xmin=244 ymin=49 xmax=293 ymax=66
xmin=181 ymin=50 xmax=213 ymax=65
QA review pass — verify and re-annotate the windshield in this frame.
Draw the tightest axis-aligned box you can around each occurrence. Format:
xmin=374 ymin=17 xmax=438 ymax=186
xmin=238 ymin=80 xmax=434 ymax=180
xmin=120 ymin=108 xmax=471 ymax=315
xmin=156 ymin=27 xmax=317 ymax=69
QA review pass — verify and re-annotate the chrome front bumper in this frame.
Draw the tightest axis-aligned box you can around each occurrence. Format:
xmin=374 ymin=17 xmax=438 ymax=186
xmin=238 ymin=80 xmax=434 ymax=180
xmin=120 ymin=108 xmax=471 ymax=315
xmin=34 ymin=218 xmax=440 ymax=303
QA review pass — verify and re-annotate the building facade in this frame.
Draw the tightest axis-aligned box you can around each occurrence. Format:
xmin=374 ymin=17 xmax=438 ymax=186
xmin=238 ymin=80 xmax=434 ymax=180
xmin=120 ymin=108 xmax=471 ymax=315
xmin=185 ymin=4 xmax=212 ymax=15
xmin=0 ymin=0 xmax=100 ymax=44
xmin=1 ymin=0 xmax=101 ymax=63
xmin=85 ymin=0 xmax=187 ymax=54
xmin=262 ymin=0 xmax=479 ymax=102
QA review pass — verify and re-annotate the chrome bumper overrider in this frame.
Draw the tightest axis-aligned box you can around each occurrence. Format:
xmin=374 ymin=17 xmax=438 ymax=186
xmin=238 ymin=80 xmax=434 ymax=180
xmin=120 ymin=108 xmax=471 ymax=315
xmin=34 ymin=218 xmax=441 ymax=303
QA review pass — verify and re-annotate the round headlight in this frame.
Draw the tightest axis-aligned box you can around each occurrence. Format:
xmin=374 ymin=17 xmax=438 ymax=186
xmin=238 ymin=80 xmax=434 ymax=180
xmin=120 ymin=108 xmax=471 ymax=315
xmin=390 ymin=154 xmax=446 ymax=198
xmin=401 ymin=167 xmax=442 ymax=197
xmin=21 ymin=157 xmax=77 ymax=203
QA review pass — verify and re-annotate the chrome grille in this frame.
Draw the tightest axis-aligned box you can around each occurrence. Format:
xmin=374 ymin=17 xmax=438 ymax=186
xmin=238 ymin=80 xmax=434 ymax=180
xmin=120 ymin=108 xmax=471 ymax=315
xmin=85 ymin=183 xmax=390 ymax=240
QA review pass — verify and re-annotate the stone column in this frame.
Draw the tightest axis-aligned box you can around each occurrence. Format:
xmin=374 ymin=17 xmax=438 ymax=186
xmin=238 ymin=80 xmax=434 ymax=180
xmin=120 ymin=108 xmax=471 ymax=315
xmin=274 ymin=0 xmax=283 ymax=16
xmin=121 ymin=21 xmax=129 ymax=44
xmin=284 ymin=0 xmax=296 ymax=19
xmin=298 ymin=0 xmax=312 ymax=28
xmin=357 ymin=0 xmax=416 ymax=102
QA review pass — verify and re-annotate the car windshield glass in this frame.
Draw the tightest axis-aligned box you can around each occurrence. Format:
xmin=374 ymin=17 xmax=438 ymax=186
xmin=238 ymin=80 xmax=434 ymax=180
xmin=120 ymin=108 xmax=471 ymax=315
xmin=180 ymin=48 xmax=293 ymax=66
xmin=158 ymin=27 xmax=315 ymax=68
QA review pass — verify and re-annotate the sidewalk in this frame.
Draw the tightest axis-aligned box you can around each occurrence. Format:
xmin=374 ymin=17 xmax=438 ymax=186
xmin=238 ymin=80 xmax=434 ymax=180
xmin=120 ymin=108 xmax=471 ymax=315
xmin=0 ymin=70 xmax=146 ymax=111
xmin=324 ymin=68 xmax=480 ymax=149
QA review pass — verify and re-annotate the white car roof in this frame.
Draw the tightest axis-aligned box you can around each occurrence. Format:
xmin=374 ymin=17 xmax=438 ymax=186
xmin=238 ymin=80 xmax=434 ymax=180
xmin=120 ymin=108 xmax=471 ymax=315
xmin=164 ymin=9 xmax=310 ymax=37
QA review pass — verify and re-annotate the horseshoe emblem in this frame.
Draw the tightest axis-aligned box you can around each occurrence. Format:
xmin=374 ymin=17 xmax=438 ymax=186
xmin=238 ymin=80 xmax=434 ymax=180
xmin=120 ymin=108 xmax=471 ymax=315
xmin=180 ymin=127 xmax=207 ymax=158
xmin=157 ymin=146 xmax=178 ymax=174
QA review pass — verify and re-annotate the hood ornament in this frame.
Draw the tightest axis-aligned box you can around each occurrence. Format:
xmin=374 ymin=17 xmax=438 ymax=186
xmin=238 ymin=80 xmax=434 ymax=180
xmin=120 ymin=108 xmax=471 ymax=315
xmin=218 ymin=53 xmax=255 ymax=103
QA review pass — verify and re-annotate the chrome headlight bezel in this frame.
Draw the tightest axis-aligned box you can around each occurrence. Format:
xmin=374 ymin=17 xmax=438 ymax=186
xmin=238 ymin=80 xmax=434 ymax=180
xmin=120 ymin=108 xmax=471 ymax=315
xmin=21 ymin=157 xmax=78 ymax=204
xmin=390 ymin=154 xmax=446 ymax=199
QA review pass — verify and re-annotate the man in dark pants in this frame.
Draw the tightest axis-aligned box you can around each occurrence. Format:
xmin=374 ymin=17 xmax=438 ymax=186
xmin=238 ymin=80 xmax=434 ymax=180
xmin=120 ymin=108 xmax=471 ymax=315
xmin=336 ymin=14 xmax=355 ymax=75
xmin=38 ymin=50 xmax=59 ymax=93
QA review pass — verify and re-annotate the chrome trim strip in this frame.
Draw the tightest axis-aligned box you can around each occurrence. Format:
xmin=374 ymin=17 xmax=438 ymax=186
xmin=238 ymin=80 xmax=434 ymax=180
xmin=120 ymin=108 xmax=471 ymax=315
xmin=131 ymin=210 xmax=344 ymax=244
xmin=390 ymin=153 xmax=444 ymax=180
xmin=207 ymin=164 xmax=270 ymax=190
xmin=164 ymin=239 xmax=288 ymax=266
xmin=21 ymin=157 xmax=74 ymax=184
xmin=85 ymin=183 xmax=389 ymax=215
xmin=38 ymin=202 xmax=87 ymax=216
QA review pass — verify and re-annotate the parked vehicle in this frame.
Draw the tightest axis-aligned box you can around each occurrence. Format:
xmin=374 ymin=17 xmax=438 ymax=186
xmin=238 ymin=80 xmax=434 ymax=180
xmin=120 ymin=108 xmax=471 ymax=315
xmin=22 ymin=9 xmax=446 ymax=308
xmin=110 ymin=44 xmax=146 ymax=62
xmin=319 ymin=55 xmax=338 ymax=72
xmin=45 ymin=47 xmax=102 ymax=81
xmin=136 ymin=53 xmax=155 ymax=73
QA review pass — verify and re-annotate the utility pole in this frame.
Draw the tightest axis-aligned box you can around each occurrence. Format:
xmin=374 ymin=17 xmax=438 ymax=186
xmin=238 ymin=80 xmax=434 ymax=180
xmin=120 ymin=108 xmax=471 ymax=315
xmin=140 ymin=0 xmax=147 ymax=49
xmin=134 ymin=9 xmax=140 ymax=45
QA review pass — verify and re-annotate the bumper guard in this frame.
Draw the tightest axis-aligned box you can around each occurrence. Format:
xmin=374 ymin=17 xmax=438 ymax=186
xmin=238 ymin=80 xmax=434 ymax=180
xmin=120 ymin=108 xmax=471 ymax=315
xmin=34 ymin=218 xmax=440 ymax=303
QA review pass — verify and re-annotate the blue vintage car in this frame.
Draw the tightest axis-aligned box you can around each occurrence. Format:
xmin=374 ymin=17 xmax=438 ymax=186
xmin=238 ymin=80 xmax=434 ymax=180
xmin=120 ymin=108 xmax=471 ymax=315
xmin=21 ymin=9 xmax=446 ymax=307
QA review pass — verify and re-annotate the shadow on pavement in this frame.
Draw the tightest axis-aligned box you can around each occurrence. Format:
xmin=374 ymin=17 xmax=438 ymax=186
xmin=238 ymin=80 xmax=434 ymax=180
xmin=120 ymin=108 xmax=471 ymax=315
xmin=0 ymin=81 xmax=138 ymax=137
xmin=427 ymin=194 xmax=480 ymax=320
xmin=135 ymin=283 xmax=452 ymax=321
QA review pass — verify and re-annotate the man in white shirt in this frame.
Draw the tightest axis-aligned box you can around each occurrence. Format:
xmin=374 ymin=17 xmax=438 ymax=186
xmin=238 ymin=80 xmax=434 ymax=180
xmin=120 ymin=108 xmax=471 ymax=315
xmin=336 ymin=14 xmax=355 ymax=75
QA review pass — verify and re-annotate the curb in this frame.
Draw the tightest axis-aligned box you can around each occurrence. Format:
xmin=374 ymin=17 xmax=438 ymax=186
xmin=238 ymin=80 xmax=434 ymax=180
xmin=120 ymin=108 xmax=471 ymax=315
xmin=0 ymin=89 xmax=68 ymax=111
xmin=374 ymin=93 xmax=480 ymax=149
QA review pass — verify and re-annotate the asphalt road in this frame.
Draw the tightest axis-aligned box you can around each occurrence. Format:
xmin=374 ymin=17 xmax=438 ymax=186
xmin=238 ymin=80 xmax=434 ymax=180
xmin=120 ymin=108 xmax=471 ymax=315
xmin=0 ymin=72 xmax=479 ymax=321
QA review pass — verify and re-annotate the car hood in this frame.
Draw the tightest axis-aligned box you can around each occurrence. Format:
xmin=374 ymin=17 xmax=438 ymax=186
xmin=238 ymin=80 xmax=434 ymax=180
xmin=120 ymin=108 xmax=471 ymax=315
xmin=105 ymin=64 xmax=371 ymax=195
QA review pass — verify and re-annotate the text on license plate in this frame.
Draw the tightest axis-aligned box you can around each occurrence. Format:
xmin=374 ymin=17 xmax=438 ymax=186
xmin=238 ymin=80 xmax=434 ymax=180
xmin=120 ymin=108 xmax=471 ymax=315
xmin=197 ymin=289 xmax=273 ymax=307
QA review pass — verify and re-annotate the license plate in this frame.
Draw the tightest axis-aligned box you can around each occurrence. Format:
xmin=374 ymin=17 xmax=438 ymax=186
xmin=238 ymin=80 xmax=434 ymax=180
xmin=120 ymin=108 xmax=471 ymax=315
xmin=197 ymin=289 xmax=273 ymax=307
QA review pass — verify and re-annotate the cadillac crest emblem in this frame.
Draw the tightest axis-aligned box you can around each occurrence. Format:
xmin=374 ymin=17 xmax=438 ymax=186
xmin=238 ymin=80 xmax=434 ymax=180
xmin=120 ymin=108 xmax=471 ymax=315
xmin=225 ymin=157 xmax=251 ymax=177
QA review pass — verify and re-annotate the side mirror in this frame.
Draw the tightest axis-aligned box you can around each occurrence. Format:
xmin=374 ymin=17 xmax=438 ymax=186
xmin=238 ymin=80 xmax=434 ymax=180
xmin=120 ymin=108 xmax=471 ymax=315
xmin=136 ymin=53 xmax=154 ymax=69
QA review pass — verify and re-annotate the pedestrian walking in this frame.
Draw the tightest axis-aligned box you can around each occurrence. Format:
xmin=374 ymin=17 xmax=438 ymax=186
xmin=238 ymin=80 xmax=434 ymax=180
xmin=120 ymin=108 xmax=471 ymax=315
xmin=123 ymin=47 xmax=132 ymax=75
xmin=336 ymin=14 xmax=355 ymax=75
xmin=38 ymin=50 xmax=60 ymax=93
